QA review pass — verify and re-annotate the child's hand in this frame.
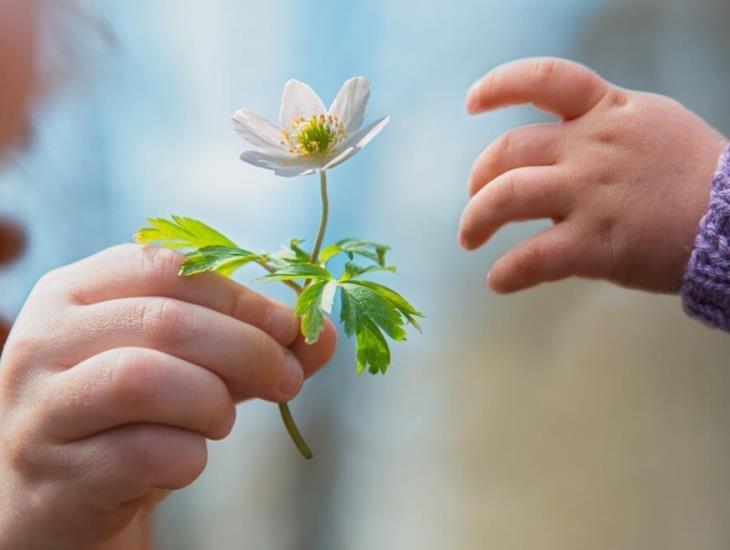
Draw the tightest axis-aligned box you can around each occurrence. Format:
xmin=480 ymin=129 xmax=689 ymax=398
xmin=0 ymin=245 xmax=336 ymax=549
xmin=459 ymin=57 xmax=728 ymax=293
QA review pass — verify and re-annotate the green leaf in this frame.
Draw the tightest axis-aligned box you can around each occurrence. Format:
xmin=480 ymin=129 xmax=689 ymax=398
xmin=295 ymin=280 xmax=337 ymax=344
xmin=346 ymin=280 xmax=424 ymax=331
xmin=341 ymin=261 xmax=396 ymax=281
xmin=179 ymin=246 xmax=259 ymax=277
xmin=339 ymin=281 xmax=423 ymax=375
xmin=341 ymin=288 xmax=390 ymax=373
xmin=339 ymin=282 xmax=415 ymax=375
xmin=135 ymin=216 xmax=238 ymax=250
xmin=261 ymin=263 xmax=333 ymax=283
xmin=288 ymin=239 xmax=311 ymax=263
xmin=340 ymin=283 xmax=406 ymax=340
xmin=356 ymin=318 xmax=391 ymax=374
xmin=265 ymin=239 xmax=312 ymax=270
xmin=320 ymin=238 xmax=390 ymax=267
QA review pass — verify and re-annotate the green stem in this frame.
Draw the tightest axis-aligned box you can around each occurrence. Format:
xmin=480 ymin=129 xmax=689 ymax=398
xmin=270 ymin=171 xmax=331 ymax=460
xmin=311 ymin=170 xmax=329 ymax=264
xmin=278 ymin=402 xmax=313 ymax=460
xmin=257 ymin=259 xmax=302 ymax=294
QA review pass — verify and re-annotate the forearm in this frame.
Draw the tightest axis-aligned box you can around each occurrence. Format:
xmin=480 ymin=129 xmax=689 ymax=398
xmin=682 ymin=143 xmax=730 ymax=329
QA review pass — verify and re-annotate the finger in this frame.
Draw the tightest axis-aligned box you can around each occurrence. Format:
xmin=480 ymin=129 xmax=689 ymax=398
xmin=466 ymin=57 xmax=609 ymax=120
xmin=459 ymin=166 xmax=572 ymax=250
xmin=487 ymin=225 xmax=583 ymax=293
xmin=468 ymin=123 xmax=563 ymax=197
xmin=69 ymin=424 xmax=207 ymax=506
xmin=43 ymin=348 xmax=236 ymax=442
xmin=290 ymin=319 xmax=338 ymax=379
xmin=49 ymin=244 xmax=299 ymax=346
xmin=60 ymin=297 xmax=304 ymax=403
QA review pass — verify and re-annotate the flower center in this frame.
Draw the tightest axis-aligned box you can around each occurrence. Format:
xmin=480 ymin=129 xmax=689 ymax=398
xmin=281 ymin=114 xmax=346 ymax=158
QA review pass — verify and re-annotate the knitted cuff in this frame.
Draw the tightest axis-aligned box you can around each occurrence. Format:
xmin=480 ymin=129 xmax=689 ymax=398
xmin=682 ymin=143 xmax=730 ymax=330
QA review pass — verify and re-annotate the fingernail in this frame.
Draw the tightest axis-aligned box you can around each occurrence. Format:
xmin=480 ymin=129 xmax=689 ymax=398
xmin=279 ymin=354 xmax=303 ymax=399
xmin=265 ymin=306 xmax=299 ymax=343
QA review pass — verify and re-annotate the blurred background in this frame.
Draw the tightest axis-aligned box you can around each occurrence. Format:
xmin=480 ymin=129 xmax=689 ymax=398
xmin=3 ymin=0 xmax=730 ymax=548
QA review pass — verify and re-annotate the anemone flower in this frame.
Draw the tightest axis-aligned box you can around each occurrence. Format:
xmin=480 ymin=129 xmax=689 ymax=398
xmin=232 ymin=77 xmax=389 ymax=177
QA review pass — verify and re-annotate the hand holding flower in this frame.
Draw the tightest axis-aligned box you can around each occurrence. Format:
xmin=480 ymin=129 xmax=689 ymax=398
xmin=137 ymin=77 xmax=422 ymax=459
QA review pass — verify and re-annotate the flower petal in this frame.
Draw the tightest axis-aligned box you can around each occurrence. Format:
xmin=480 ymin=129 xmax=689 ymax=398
xmin=231 ymin=108 xmax=291 ymax=154
xmin=279 ymin=80 xmax=327 ymax=130
xmin=328 ymin=76 xmax=370 ymax=134
xmin=323 ymin=116 xmax=390 ymax=171
xmin=239 ymin=150 xmax=318 ymax=178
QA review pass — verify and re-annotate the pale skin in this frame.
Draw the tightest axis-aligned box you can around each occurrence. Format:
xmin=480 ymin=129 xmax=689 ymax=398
xmin=0 ymin=4 xmax=336 ymax=548
xmin=459 ymin=57 xmax=729 ymax=294
xmin=0 ymin=245 xmax=337 ymax=549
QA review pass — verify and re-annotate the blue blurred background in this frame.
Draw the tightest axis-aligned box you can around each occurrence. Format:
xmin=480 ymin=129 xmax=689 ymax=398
xmin=3 ymin=0 xmax=730 ymax=548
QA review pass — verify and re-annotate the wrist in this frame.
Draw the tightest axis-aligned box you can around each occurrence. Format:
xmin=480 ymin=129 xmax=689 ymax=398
xmin=681 ymin=142 xmax=730 ymax=329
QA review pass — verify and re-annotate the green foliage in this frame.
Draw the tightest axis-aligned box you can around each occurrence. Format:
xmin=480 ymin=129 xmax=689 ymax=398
xmin=180 ymin=246 xmax=259 ymax=277
xmin=266 ymin=239 xmax=311 ymax=269
xmin=135 ymin=216 xmax=238 ymax=250
xmin=338 ymin=281 xmax=423 ymax=374
xmin=135 ymin=216 xmax=423 ymax=376
xmin=346 ymin=280 xmax=423 ymax=332
xmin=320 ymin=238 xmax=390 ymax=267
xmin=341 ymin=261 xmax=396 ymax=281
xmin=261 ymin=263 xmax=332 ymax=283
xmin=135 ymin=217 xmax=258 ymax=277
xmin=295 ymin=280 xmax=337 ymax=343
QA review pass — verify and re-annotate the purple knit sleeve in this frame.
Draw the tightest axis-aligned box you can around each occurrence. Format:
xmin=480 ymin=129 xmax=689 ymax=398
xmin=682 ymin=144 xmax=730 ymax=330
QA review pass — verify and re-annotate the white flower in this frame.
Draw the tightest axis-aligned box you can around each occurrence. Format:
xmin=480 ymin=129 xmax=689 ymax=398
xmin=231 ymin=77 xmax=389 ymax=177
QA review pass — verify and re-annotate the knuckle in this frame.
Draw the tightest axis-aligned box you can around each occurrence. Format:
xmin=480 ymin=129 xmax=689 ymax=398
xmin=248 ymin=330 xmax=273 ymax=367
xmin=595 ymin=216 xmax=619 ymax=280
xmin=140 ymin=246 xmax=184 ymax=282
xmin=109 ymin=349 xmax=157 ymax=404
xmin=516 ymin=243 xmax=544 ymax=275
xmin=136 ymin=430 xmax=207 ymax=488
xmin=32 ymin=267 xmax=68 ymax=298
xmin=491 ymin=175 xmax=517 ymax=211
xmin=531 ymin=58 xmax=560 ymax=84
xmin=594 ymin=129 xmax=616 ymax=145
xmin=4 ymin=437 xmax=35 ymax=479
xmin=138 ymin=298 xmax=186 ymax=345
xmin=604 ymin=87 xmax=629 ymax=108
xmin=1 ymin=419 xmax=44 ymax=481
xmin=1 ymin=332 xmax=45 ymax=372
xmin=236 ymin=330 xmax=282 ymax=398
xmin=493 ymin=131 xmax=513 ymax=159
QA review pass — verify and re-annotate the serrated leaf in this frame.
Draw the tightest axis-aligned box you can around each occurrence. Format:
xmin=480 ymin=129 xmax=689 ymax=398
xmin=339 ymin=280 xmax=423 ymax=375
xmin=135 ymin=216 xmax=238 ymax=250
xmin=180 ymin=246 xmax=259 ymax=277
xmin=346 ymin=280 xmax=424 ymax=331
xmin=356 ymin=318 xmax=391 ymax=375
xmin=339 ymin=284 xmax=358 ymax=337
xmin=340 ymin=283 xmax=406 ymax=341
xmin=294 ymin=280 xmax=336 ymax=344
xmin=320 ymin=238 xmax=390 ymax=267
xmin=341 ymin=261 xmax=396 ymax=281
xmin=261 ymin=263 xmax=333 ymax=282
